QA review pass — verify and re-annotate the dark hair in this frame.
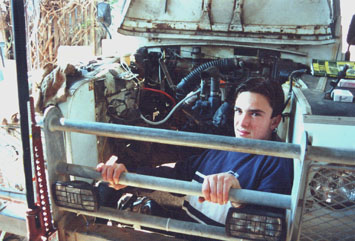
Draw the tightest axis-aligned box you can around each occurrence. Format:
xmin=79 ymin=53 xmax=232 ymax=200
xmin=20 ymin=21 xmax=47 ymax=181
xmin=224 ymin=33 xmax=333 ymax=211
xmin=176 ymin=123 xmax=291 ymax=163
xmin=234 ymin=77 xmax=285 ymax=117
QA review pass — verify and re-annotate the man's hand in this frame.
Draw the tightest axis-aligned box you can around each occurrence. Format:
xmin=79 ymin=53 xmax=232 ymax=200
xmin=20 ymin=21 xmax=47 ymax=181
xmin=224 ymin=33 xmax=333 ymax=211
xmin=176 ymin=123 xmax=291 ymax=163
xmin=199 ymin=173 xmax=241 ymax=205
xmin=96 ymin=155 xmax=128 ymax=190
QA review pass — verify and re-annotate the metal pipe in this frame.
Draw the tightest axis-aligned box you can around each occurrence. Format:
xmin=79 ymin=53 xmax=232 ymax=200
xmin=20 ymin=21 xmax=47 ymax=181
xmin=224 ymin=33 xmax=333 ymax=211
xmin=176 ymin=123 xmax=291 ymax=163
xmin=306 ymin=146 xmax=355 ymax=165
xmin=48 ymin=117 xmax=301 ymax=159
xmin=11 ymin=0 xmax=36 ymax=210
xmin=59 ymin=206 xmax=240 ymax=241
xmin=56 ymin=162 xmax=292 ymax=209
xmin=48 ymin=117 xmax=355 ymax=165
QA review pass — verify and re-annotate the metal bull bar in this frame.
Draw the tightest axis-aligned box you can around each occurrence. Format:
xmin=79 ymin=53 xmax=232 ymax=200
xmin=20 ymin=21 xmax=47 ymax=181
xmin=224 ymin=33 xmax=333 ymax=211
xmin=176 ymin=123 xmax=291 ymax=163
xmin=42 ymin=106 xmax=355 ymax=240
xmin=43 ymin=106 xmax=355 ymax=204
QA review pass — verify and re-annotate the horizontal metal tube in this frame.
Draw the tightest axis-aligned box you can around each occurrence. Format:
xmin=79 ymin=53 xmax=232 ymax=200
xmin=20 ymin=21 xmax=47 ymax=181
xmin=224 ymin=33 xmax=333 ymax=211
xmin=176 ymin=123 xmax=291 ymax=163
xmin=59 ymin=206 xmax=239 ymax=241
xmin=50 ymin=117 xmax=300 ymax=159
xmin=57 ymin=162 xmax=291 ymax=209
xmin=48 ymin=117 xmax=355 ymax=165
xmin=307 ymin=146 xmax=355 ymax=165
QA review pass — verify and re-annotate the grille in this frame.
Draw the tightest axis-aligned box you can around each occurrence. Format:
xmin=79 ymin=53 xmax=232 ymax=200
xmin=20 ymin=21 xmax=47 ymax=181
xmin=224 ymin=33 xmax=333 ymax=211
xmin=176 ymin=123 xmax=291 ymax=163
xmin=299 ymin=165 xmax=355 ymax=241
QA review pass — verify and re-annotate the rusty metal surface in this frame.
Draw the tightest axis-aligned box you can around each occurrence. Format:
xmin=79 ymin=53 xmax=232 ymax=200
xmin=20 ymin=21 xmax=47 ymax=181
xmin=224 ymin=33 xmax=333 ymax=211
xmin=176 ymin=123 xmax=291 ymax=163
xmin=117 ymin=0 xmax=336 ymax=45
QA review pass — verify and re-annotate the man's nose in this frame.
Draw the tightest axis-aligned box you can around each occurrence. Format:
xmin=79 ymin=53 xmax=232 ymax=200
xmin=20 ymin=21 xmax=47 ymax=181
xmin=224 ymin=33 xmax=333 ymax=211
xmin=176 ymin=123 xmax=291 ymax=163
xmin=239 ymin=113 xmax=250 ymax=127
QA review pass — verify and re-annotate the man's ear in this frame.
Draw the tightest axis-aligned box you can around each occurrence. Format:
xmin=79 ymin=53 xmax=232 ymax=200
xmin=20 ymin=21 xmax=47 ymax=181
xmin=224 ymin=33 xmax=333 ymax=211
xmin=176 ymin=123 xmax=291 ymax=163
xmin=271 ymin=115 xmax=282 ymax=130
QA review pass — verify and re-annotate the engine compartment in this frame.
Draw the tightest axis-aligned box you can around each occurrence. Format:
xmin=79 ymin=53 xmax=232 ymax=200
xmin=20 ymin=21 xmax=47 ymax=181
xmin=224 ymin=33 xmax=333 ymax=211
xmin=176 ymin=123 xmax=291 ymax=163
xmin=87 ymin=45 xmax=308 ymax=170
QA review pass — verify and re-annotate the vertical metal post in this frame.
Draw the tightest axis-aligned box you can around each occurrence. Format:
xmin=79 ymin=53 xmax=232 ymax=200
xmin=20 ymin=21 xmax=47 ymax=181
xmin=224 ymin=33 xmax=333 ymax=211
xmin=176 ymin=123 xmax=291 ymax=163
xmin=11 ymin=1 xmax=42 ymax=240
xmin=11 ymin=0 xmax=34 ymax=210
xmin=289 ymin=132 xmax=312 ymax=241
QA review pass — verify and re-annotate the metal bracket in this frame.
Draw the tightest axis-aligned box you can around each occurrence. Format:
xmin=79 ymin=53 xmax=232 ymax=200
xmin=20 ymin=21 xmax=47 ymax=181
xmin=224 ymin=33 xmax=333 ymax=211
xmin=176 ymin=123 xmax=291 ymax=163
xmin=229 ymin=0 xmax=243 ymax=31
xmin=42 ymin=106 xmax=70 ymax=222
xmin=158 ymin=58 xmax=176 ymax=91
xmin=198 ymin=0 xmax=212 ymax=30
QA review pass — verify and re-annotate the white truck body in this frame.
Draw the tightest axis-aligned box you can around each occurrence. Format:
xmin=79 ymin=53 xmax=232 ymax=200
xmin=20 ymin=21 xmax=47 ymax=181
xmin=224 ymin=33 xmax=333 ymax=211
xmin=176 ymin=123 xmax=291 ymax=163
xmin=1 ymin=1 xmax=354 ymax=241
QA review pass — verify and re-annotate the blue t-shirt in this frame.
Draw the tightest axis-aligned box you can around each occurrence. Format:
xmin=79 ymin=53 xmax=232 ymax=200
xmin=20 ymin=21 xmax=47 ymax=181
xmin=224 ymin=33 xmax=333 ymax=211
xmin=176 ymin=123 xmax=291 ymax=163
xmin=137 ymin=149 xmax=294 ymax=226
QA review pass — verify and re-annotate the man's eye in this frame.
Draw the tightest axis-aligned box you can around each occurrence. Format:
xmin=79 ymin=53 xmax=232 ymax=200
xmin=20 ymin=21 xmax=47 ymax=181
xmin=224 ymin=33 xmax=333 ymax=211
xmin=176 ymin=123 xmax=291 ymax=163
xmin=234 ymin=108 xmax=242 ymax=114
xmin=251 ymin=112 xmax=260 ymax=117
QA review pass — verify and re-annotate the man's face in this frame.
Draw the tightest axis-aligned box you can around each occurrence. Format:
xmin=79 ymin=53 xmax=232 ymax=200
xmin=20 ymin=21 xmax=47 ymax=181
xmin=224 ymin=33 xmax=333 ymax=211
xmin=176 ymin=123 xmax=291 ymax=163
xmin=234 ymin=91 xmax=280 ymax=140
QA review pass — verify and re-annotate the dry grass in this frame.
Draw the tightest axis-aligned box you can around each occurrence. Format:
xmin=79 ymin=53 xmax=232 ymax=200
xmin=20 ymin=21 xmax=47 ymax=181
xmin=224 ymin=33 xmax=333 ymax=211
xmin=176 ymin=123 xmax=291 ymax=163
xmin=27 ymin=0 xmax=103 ymax=70
xmin=0 ymin=0 xmax=104 ymax=70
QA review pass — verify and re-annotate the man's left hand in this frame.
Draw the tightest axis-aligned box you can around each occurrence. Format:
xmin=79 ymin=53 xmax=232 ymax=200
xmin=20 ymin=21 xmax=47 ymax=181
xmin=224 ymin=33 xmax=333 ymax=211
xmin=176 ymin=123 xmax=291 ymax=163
xmin=199 ymin=173 xmax=241 ymax=205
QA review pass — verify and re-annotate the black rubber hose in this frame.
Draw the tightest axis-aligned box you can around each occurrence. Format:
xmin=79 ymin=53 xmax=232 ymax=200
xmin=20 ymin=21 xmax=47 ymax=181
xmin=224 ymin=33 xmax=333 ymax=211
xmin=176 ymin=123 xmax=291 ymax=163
xmin=176 ymin=58 xmax=238 ymax=99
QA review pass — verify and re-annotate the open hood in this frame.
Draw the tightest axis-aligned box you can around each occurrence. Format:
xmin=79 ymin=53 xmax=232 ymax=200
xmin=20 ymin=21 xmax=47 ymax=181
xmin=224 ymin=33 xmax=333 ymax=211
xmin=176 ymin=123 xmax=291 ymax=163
xmin=117 ymin=0 xmax=338 ymax=46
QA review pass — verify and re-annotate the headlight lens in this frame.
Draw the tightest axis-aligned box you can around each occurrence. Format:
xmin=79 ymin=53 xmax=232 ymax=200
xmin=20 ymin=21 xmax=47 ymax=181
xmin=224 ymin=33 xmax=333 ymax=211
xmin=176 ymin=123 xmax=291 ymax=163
xmin=225 ymin=205 xmax=286 ymax=241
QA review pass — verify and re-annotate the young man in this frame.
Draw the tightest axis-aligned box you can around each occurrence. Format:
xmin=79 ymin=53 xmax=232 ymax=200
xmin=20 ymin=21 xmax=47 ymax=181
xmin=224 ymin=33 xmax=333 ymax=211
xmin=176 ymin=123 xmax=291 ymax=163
xmin=97 ymin=77 xmax=293 ymax=226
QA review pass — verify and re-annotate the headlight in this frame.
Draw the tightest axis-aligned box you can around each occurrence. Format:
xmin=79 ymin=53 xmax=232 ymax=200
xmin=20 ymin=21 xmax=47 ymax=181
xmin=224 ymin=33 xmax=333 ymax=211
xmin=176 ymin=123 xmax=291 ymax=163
xmin=53 ymin=180 xmax=99 ymax=212
xmin=225 ymin=205 xmax=286 ymax=241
